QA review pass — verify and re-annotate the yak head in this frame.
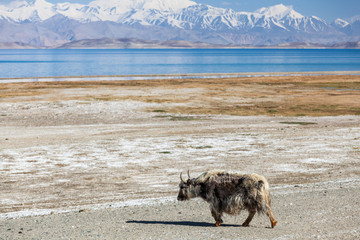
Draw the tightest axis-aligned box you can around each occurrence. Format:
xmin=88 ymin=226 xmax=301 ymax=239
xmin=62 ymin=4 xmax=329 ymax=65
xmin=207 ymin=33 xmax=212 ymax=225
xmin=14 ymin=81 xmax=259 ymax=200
xmin=177 ymin=170 xmax=199 ymax=201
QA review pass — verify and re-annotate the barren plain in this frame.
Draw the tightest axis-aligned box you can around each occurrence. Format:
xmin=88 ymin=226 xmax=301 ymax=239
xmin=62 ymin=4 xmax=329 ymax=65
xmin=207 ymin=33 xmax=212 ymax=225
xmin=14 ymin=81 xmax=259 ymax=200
xmin=0 ymin=73 xmax=359 ymax=239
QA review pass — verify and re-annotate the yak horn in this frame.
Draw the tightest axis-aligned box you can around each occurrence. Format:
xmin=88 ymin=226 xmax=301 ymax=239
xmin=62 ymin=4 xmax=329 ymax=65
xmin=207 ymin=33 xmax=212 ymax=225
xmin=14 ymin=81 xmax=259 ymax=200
xmin=180 ymin=172 xmax=185 ymax=183
xmin=187 ymin=170 xmax=191 ymax=179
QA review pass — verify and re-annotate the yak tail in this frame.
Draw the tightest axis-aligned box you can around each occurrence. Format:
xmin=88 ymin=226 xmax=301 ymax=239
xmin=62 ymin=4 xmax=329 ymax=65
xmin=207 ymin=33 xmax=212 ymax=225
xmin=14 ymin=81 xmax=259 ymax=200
xmin=256 ymin=179 xmax=272 ymax=214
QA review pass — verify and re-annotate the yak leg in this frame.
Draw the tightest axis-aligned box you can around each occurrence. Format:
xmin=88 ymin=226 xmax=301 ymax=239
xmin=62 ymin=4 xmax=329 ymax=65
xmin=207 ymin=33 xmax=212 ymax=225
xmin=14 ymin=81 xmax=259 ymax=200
xmin=242 ymin=209 xmax=256 ymax=227
xmin=266 ymin=205 xmax=277 ymax=228
xmin=211 ymin=207 xmax=223 ymax=227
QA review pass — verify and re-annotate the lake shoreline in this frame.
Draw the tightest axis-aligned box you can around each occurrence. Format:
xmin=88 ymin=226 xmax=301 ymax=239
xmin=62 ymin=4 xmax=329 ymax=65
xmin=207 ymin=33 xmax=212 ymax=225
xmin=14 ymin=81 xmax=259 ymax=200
xmin=1 ymin=70 xmax=360 ymax=83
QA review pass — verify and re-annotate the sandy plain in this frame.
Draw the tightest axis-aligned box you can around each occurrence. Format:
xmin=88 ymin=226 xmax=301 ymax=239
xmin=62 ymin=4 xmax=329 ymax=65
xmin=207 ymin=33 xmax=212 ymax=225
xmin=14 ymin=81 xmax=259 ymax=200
xmin=0 ymin=73 xmax=360 ymax=239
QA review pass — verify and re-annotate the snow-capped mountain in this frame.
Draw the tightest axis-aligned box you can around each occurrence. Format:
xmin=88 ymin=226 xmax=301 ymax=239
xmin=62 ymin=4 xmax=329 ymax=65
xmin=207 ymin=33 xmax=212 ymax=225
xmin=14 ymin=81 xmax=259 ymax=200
xmin=331 ymin=15 xmax=360 ymax=37
xmin=0 ymin=0 xmax=196 ymax=22
xmin=0 ymin=0 xmax=358 ymax=47
xmin=0 ymin=0 xmax=55 ymax=22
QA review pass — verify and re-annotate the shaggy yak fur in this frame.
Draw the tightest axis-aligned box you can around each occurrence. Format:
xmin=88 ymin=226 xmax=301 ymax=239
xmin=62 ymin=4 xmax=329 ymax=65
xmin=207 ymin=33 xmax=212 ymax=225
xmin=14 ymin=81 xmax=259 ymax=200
xmin=177 ymin=170 xmax=277 ymax=228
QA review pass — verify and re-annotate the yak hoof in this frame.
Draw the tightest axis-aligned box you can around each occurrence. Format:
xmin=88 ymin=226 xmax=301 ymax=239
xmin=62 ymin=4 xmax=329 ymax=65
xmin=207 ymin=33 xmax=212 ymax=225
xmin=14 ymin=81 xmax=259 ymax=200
xmin=215 ymin=222 xmax=221 ymax=227
xmin=271 ymin=220 xmax=278 ymax=228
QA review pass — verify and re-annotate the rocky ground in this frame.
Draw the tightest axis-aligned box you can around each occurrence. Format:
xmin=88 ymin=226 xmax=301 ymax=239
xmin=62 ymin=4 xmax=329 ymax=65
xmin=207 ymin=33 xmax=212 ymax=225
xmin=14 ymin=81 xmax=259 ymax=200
xmin=0 ymin=74 xmax=359 ymax=239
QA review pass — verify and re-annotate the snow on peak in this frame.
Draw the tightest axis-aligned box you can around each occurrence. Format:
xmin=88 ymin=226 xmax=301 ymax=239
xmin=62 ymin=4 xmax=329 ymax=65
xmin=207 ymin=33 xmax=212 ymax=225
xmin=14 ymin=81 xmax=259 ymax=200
xmin=90 ymin=0 xmax=196 ymax=13
xmin=0 ymin=0 xmax=197 ymax=23
xmin=142 ymin=0 xmax=196 ymax=12
xmin=16 ymin=0 xmax=53 ymax=9
xmin=70 ymin=0 xmax=198 ymax=22
xmin=3 ymin=0 xmax=55 ymax=22
xmin=256 ymin=4 xmax=304 ymax=20
xmin=334 ymin=18 xmax=349 ymax=27
xmin=349 ymin=15 xmax=360 ymax=23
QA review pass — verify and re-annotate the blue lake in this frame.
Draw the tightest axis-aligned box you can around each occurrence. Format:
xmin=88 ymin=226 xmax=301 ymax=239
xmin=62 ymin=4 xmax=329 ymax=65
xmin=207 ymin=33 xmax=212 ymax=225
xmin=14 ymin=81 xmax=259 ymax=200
xmin=0 ymin=49 xmax=359 ymax=78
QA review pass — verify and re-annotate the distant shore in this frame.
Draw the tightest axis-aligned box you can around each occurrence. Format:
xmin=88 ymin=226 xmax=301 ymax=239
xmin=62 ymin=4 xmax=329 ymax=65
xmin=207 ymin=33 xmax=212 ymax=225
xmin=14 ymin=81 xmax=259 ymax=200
xmin=1 ymin=38 xmax=360 ymax=49
xmin=1 ymin=70 xmax=360 ymax=84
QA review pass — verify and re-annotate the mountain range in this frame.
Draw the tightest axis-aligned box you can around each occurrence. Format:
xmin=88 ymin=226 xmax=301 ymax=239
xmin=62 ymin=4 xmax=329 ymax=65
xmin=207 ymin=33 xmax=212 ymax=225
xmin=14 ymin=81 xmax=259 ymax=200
xmin=0 ymin=0 xmax=359 ymax=48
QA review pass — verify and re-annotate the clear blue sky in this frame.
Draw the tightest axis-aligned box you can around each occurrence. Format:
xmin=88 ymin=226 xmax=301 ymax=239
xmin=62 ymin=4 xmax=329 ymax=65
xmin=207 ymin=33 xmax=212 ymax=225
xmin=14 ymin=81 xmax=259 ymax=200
xmin=0 ymin=0 xmax=359 ymax=21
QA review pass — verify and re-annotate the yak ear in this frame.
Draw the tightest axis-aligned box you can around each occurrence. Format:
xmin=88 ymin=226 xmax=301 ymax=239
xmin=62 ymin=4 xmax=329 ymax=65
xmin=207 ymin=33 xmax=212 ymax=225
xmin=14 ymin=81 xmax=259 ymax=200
xmin=187 ymin=178 xmax=197 ymax=186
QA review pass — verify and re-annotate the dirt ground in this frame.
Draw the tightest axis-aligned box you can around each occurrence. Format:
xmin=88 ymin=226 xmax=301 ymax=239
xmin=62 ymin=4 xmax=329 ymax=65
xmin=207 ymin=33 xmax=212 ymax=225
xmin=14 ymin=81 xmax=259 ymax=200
xmin=1 ymin=180 xmax=359 ymax=239
xmin=0 ymin=74 xmax=360 ymax=239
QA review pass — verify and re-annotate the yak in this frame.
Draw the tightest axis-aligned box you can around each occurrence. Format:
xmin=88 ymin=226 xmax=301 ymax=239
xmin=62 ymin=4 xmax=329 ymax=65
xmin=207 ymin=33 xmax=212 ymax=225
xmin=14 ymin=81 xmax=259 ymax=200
xmin=177 ymin=170 xmax=277 ymax=228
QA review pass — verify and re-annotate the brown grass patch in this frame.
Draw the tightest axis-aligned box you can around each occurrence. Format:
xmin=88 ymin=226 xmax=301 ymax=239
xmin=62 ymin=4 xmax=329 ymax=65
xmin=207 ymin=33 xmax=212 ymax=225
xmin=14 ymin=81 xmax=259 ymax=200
xmin=1 ymin=75 xmax=360 ymax=116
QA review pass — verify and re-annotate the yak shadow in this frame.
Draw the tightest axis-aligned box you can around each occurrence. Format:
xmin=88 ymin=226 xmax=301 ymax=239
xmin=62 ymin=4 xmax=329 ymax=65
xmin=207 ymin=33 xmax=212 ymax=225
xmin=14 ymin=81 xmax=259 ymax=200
xmin=126 ymin=220 xmax=242 ymax=228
